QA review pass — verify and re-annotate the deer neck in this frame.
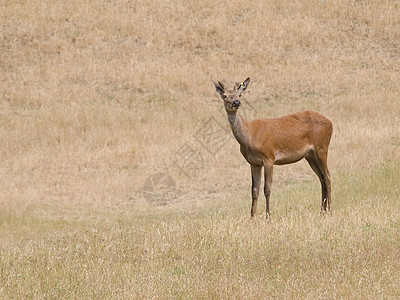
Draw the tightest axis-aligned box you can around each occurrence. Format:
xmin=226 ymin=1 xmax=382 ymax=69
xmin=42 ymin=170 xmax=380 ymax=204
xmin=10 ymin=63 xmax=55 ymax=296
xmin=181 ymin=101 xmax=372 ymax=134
xmin=227 ymin=111 xmax=251 ymax=147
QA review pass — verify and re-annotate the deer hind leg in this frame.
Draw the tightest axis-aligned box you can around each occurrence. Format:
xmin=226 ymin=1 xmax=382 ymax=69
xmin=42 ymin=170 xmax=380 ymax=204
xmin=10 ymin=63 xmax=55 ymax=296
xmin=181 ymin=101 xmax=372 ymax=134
xmin=316 ymin=148 xmax=331 ymax=213
xmin=306 ymin=154 xmax=327 ymax=211
xmin=251 ymin=165 xmax=262 ymax=217
xmin=307 ymin=148 xmax=331 ymax=213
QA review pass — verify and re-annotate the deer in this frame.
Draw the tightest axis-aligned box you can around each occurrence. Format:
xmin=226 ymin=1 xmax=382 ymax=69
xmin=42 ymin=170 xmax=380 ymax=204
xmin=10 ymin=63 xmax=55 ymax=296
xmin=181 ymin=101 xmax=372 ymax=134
xmin=213 ymin=77 xmax=333 ymax=219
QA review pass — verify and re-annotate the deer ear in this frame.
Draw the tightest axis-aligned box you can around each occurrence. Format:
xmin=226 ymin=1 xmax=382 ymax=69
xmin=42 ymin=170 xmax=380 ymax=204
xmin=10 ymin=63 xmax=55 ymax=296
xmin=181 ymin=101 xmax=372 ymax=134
xmin=237 ymin=77 xmax=250 ymax=94
xmin=213 ymin=80 xmax=225 ymax=96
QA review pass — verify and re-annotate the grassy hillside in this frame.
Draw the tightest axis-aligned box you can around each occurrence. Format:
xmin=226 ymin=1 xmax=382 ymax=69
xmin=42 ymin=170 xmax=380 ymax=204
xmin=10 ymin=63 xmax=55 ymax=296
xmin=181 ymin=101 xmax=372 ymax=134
xmin=1 ymin=0 xmax=400 ymax=298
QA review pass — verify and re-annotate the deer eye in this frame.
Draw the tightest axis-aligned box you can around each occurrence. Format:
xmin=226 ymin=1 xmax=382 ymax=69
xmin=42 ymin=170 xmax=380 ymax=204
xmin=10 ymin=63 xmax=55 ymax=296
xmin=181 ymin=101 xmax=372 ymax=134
xmin=222 ymin=95 xmax=227 ymax=100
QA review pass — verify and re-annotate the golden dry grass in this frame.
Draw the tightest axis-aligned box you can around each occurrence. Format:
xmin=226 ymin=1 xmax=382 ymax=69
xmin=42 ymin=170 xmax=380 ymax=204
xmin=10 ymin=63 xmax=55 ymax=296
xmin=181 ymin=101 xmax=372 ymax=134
xmin=1 ymin=0 xmax=400 ymax=298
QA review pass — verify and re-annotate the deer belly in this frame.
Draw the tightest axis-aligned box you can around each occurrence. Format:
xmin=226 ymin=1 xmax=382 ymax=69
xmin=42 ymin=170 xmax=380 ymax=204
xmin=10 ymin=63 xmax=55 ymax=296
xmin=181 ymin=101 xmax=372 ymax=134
xmin=274 ymin=149 xmax=307 ymax=165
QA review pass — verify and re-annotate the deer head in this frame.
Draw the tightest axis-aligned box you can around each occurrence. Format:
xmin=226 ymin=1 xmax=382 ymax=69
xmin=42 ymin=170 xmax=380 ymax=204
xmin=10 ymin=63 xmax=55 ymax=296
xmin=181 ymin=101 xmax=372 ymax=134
xmin=213 ymin=77 xmax=250 ymax=112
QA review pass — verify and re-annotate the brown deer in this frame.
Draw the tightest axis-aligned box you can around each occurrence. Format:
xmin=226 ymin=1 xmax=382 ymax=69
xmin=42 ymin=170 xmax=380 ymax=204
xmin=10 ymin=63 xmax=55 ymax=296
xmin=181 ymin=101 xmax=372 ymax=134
xmin=213 ymin=77 xmax=333 ymax=219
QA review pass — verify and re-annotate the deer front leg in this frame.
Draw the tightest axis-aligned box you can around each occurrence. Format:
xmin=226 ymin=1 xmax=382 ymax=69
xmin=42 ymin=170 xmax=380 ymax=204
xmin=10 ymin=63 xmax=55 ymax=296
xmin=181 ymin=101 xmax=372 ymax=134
xmin=251 ymin=165 xmax=262 ymax=218
xmin=264 ymin=161 xmax=274 ymax=219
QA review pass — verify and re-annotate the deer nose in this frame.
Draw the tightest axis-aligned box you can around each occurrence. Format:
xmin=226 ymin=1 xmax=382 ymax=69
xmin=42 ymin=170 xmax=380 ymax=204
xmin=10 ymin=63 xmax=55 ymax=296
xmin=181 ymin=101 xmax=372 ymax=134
xmin=232 ymin=100 xmax=240 ymax=107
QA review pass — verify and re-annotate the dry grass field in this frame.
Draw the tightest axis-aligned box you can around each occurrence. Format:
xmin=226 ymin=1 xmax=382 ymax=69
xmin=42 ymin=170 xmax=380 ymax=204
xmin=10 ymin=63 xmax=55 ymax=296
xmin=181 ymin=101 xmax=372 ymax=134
xmin=1 ymin=0 xmax=400 ymax=298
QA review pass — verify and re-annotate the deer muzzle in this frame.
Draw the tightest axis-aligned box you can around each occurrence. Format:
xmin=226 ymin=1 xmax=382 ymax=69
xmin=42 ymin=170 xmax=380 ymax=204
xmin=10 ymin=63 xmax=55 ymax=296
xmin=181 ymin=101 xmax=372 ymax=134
xmin=232 ymin=100 xmax=241 ymax=108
